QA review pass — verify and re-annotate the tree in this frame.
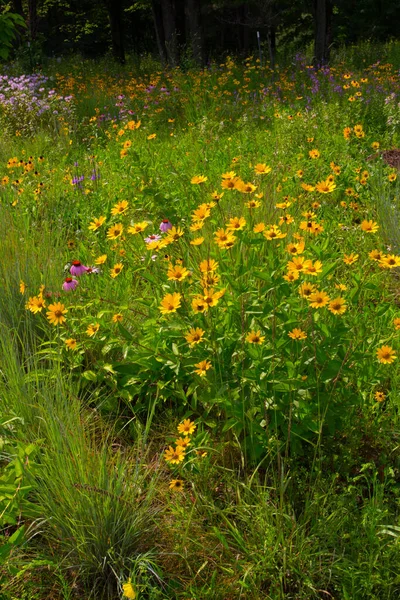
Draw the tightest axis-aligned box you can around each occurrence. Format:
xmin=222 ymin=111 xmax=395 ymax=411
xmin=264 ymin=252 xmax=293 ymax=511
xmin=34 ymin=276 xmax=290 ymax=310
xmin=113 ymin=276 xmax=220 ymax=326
xmin=104 ymin=0 xmax=126 ymax=63
xmin=313 ymin=0 xmax=332 ymax=64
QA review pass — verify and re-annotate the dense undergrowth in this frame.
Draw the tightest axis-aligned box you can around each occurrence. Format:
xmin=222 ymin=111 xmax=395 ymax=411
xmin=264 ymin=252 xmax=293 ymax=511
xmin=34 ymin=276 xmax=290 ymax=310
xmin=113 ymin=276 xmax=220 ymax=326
xmin=0 ymin=44 xmax=400 ymax=599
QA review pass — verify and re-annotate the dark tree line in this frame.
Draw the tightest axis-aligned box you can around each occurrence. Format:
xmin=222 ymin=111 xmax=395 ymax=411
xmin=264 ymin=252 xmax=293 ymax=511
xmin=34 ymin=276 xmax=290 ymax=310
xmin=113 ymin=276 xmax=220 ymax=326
xmin=4 ymin=0 xmax=400 ymax=66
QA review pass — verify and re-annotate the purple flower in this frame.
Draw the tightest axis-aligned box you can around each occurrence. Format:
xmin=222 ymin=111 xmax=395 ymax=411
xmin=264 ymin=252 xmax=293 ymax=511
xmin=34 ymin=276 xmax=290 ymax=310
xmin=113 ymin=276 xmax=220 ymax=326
xmin=70 ymin=260 xmax=88 ymax=276
xmin=85 ymin=266 xmax=100 ymax=275
xmin=62 ymin=277 xmax=79 ymax=291
xmin=159 ymin=219 xmax=172 ymax=232
xmin=145 ymin=233 xmax=162 ymax=243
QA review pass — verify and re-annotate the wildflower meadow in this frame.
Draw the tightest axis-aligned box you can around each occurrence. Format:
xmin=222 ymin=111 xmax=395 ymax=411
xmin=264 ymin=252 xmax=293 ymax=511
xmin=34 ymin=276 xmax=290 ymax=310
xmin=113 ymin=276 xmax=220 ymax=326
xmin=1 ymin=40 xmax=400 ymax=600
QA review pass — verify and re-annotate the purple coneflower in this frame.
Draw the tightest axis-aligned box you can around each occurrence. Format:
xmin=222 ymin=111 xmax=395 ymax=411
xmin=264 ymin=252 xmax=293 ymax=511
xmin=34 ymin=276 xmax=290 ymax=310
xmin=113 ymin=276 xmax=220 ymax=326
xmin=145 ymin=233 xmax=162 ymax=243
xmin=70 ymin=260 xmax=88 ymax=276
xmin=159 ymin=219 xmax=172 ymax=233
xmin=62 ymin=277 xmax=79 ymax=291
xmin=85 ymin=266 xmax=100 ymax=275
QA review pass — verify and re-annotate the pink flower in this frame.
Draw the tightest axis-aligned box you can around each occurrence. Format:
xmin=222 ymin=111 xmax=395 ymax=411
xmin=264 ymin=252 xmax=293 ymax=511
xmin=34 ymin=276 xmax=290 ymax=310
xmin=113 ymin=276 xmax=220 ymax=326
xmin=70 ymin=260 xmax=88 ymax=276
xmin=159 ymin=219 xmax=172 ymax=233
xmin=62 ymin=277 xmax=79 ymax=291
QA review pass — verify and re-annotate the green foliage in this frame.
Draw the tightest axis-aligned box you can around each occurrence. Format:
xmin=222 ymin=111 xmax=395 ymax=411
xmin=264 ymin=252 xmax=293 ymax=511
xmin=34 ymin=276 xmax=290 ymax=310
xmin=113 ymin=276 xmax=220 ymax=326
xmin=0 ymin=10 xmax=25 ymax=61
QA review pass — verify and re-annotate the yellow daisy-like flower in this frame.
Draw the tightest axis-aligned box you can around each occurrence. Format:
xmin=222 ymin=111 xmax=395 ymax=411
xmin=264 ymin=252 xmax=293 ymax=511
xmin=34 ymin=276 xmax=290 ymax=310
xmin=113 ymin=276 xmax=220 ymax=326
xmin=95 ymin=254 xmax=107 ymax=265
xmin=46 ymin=302 xmax=67 ymax=326
xmin=87 ymin=323 xmax=100 ymax=337
xmin=167 ymin=264 xmax=190 ymax=282
xmin=254 ymin=163 xmax=271 ymax=175
xmin=226 ymin=216 xmax=246 ymax=231
xmin=19 ymin=280 xmax=26 ymax=294
xmin=309 ymin=149 xmax=320 ymax=159
xmin=394 ymin=317 xmax=400 ymax=330
xmin=185 ymin=327 xmax=205 ymax=346
xmin=379 ymin=254 xmax=400 ymax=269
xmin=175 ymin=436 xmax=191 ymax=449
xmin=110 ymin=263 xmax=123 ymax=278
xmin=169 ymin=479 xmax=184 ymax=492
xmin=192 ymin=296 xmax=207 ymax=313
xmin=192 ymin=204 xmax=211 ymax=221
xmin=287 ymin=256 xmax=307 ymax=273
xmin=263 ymin=225 xmax=287 ymax=240
xmin=246 ymin=198 xmax=261 ymax=209
xmin=388 ymin=173 xmax=397 ymax=182
xmin=177 ymin=419 xmax=196 ymax=435
xmin=111 ymin=200 xmax=129 ymax=216
xmin=283 ymin=270 xmax=299 ymax=282
xmin=303 ymin=260 xmax=323 ymax=276
xmin=88 ymin=216 xmax=106 ymax=231
xmin=211 ymin=190 xmax=224 ymax=201
xmin=245 ymin=330 xmax=265 ymax=344
xmin=308 ymin=290 xmax=330 ymax=309
xmin=147 ymin=133 xmax=156 ymax=140
xmin=107 ymin=223 xmax=123 ymax=240
xmin=112 ymin=313 xmax=123 ymax=323
xmin=194 ymin=359 xmax=212 ymax=376
xmin=190 ymin=237 xmax=204 ymax=246
xmin=315 ymin=179 xmax=336 ymax=193
xmin=165 ymin=226 xmax=184 ymax=243
xmin=159 ymin=292 xmax=182 ymax=315
xmin=65 ymin=338 xmax=77 ymax=350
xmin=164 ymin=445 xmax=185 ymax=464
xmin=26 ymin=295 xmax=46 ymax=313
xmin=238 ymin=181 xmax=257 ymax=193
xmin=328 ymin=297 xmax=347 ymax=315
xmin=127 ymin=221 xmax=148 ymax=234
xmin=343 ymin=253 xmax=359 ymax=265
xmin=361 ymin=220 xmax=379 ymax=233
xmin=253 ymin=222 xmax=266 ymax=233
xmin=374 ymin=391 xmax=386 ymax=402
xmin=288 ymin=328 xmax=307 ymax=340
xmin=191 ymin=175 xmax=208 ymax=184
xmin=376 ymin=345 xmax=397 ymax=364
xmin=200 ymin=259 xmax=218 ymax=273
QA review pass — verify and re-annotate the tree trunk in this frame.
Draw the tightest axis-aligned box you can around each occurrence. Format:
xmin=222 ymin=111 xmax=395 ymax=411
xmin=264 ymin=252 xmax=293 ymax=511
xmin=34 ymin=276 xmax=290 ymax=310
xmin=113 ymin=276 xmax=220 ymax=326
xmin=12 ymin=0 xmax=24 ymax=17
xmin=28 ymin=0 xmax=37 ymax=41
xmin=314 ymin=0 xmax=332 ymax=65
xmin=185 ymin=0 xmax=203 ymax=65
xmin=151 ymin=0 xmax=167 ymax=65
xmin=104 ymin=0 xmax=126 ymax=64
xmin=161 ymin=0 xmax=178 ymax=66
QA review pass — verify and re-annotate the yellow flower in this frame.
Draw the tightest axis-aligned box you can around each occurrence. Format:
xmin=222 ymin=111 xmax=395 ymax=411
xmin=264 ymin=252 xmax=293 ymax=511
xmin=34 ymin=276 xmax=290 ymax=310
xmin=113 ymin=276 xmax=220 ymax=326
xmin=164 ymin=445 xmax=185 ymax=464
xmin=246 ymin=330 xmax=265 ymax=344
xmin=309 ymin=149 xmax=320 ymax=159
xmin=65 ymin=338 xmax=77 ymax=350
xmin=221 ymin=170 xmax=236 ymax=180
xmin=177 ymin=419 xmax=196 ymax=435
xmin=169 ymin=479 xmax=184 ymax=492
xmin=303 ymin=260 xmax=323 ymax=276
xmin=192 ymin=296 xmax=207 ymax=313
xmin=112 ymin=313 xmax=123 ymax=323
xmin=194 ymin=359 xmax=212 ymax=376
xmin=288 ymin=328 xmax=307 ymax=340
xmin=190 ymin=237 xmax=204 ymax=245
xmin=111 ymin=200 xmax=129 ymax=216
xmin=328 ymin=297 xmax=347 ymax=315
xmin=26 ymin=295 xmax=46 ymax=313
xmin=226 ymin=216 xmax=246 ymax=231
xmin=203 ymin=288 xmax=224 ymax=307
xmin=175 ymin=436 xmax=191 ymax=449
xmin=361 ymin=220 xmax=379 ymax=233
xmin=254 ymin=163 xmax=271 ymax=175
xmin=19 ymin=280 xmax=26 ymax=294
xmin=88 ymin=216 xmax=106 ymax=231
xmin=315 ymin=179 xmax=336 ymax=193
xmin=192 ymin=204 xmax=211 ymax=221
xmin=388 ymin=173 xmax=397 ymax=182
xmin=237 ymin=181 xmax=257 ymax=193
xmin=283 ymin=271 xmax=299 ymax=282
xmin=298 ymin=282 xmax=316 ymax=298
xmin=167 ymin=264 xmax=190 ymax=282
xmin=308 ymin=290 xmax=330 ymax=309
xmin=343 ymin=253 xmax=359 ymax=265
xmin=379 ymin=254 xmax=400 ymax=269
xmin=199 ymin=259 xmax=218 ymax=272
xmin=246 ymin=199 xmax=261 ymax=209
xmin=394 ymin=317 xmax=400 ymax=330
xmin=287 ymin=256 xmax=306 ymax=273
xmin=191 ymin=175 xmax=208 ymax=184
xmin=159 ymin=292 xmax=182 ymax=314
xmin=253 ymin=222 xmax=266 ymax=233
xmin=165 ymin=226 xmax=184 ymax=243
xmin=122 ymin=580 xmax=136 ymax=599
xmin=46 ymin=302 xmax=67 ymax=326
xmin=110 ymin=263 xmax=123 ymax=278
xmin=211 ymin=190 xmax=224 ymax=201
xmin=107 ymin=223 xmax=124 ymax=240
xmin=185 ymin=327 xmax=205 ymax=346
xmin=335 ymin=283 xmax=347 ymax=291
xmin=263 ymin=225 xmax=287 ymax=240
xmin=376 ymin=345 xmax=397 ymax=364
xmin=95 ymin=254 xmax=107 ymax=265
xmin=87 ymin=323 xmax=100 ymax=337
xmin=147 ymin=133 xmax=156 ymax=140
xmin=127 ymin=221 xmax=148 ymax=234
